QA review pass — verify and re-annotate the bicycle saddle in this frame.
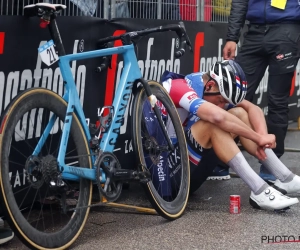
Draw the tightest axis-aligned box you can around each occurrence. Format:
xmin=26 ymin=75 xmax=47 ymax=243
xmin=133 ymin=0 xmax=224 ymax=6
xmin=24 ymin=3 xmax=66 ymax=17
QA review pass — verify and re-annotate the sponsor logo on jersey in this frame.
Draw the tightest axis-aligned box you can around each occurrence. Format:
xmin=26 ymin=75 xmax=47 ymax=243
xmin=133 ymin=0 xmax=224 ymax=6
xmin=187 ymin=93 xmax=198 ymax=101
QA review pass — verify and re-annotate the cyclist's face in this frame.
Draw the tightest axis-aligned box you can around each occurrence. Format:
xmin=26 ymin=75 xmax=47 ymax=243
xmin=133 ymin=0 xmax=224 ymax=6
xmin=204 ymin=80 xmax=228 ymax=108
xmin=213 ymin=95 xmax=228 ymax=108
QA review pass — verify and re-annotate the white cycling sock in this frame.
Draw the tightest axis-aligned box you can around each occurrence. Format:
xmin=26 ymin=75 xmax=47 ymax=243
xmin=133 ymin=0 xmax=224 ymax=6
xmin=261 ymin=148 xmax=294 ymax=182
xmin=227 ymin=152 xmax=268 ymax=195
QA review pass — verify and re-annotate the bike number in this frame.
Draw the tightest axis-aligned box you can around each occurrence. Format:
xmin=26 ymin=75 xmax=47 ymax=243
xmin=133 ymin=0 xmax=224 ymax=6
xmin=38 ymin=40 xmax=59 ymax=66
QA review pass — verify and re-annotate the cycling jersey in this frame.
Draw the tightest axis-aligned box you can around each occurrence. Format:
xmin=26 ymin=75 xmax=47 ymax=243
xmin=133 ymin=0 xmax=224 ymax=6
xmin=161 ymin=71 xmax=234 ymax=131
xmin=161 ymin=72 xmax=206 ymax=131
xmin=161 ymin=70 xmax=234 ymax=165
xmin=144 ymin=70 xmax=234 ymax=195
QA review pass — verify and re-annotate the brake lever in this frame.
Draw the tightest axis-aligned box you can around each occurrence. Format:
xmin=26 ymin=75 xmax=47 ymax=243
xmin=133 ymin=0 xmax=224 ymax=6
xmin=185 ymin=36 xmax=193 ymax=52
xmin=178 ymin=21 xmax=193 ymax=52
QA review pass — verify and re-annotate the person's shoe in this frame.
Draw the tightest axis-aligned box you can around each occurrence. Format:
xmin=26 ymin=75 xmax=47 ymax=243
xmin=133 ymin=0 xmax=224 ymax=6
xmin=207 ymin=165 xmax=230 ymax=180
xmin=273 ymin=175 xmax=300 ymax=195
xmin=249 ymin=186 xmax=299 ymax=211
xmin=0 ymin=228 xmax=14 ymax=245
xmin=259 ymin=165 xmax=276 ymax=184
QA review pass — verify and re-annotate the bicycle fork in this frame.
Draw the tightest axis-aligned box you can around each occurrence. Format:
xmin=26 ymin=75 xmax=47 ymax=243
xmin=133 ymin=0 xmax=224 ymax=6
xmin=138 ymin=78 xmax=174 ymax=151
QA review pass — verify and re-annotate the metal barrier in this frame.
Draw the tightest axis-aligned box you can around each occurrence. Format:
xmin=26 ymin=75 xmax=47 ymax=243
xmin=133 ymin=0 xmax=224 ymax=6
xmin=210 ymin=0 xmax=230 ymax=22
xmin=0 ymin=0 xmax=231 ymax=22
xmin=0 ymin=0 xmax=103 ymax=17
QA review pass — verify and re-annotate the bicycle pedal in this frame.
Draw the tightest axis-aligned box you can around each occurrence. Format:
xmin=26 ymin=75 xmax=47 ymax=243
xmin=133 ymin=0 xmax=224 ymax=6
xmin=114 ymin=169 xmax=135 ymax=179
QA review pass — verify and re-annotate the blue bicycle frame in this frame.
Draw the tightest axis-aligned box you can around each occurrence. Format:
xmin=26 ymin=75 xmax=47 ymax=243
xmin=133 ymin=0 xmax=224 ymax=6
xmin=33 ymin=44 xmax=142 ymax=183
xmin=29 ymin=10 xmax=189 ymax=185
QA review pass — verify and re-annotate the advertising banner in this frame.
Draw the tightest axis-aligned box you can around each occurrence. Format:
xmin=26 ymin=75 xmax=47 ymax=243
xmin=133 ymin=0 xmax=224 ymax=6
xmin=109 ymin=18 xmax=300 ymax=119
xmin=0 ymin=16 xmax=300 ymax=209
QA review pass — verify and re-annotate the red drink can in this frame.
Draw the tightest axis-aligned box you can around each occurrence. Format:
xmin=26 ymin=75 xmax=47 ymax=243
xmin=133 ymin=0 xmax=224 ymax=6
xmin=230 ymin=195 xmax=240 ymax=214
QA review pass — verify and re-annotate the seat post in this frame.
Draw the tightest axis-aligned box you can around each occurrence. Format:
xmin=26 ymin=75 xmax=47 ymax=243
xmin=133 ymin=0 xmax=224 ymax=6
xmin=48 ymin=16 xmax=66 ymax=57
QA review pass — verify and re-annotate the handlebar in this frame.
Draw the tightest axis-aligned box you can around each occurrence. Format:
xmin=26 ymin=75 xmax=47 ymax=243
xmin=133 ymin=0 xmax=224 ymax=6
xmin=97 ymin=22 xmax=193 ymax=59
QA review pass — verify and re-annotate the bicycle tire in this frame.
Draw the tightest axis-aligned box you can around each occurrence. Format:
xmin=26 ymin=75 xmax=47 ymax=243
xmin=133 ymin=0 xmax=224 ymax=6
xmin=0 ymin=88 xmax=92 ymax=249
xmin=132 ymin=81 xmax=190 ymax=220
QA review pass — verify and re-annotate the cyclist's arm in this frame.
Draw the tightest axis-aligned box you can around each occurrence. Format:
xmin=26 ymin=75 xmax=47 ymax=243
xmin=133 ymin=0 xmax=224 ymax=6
xmin=167 ymin=79 xmax=273 ymax=147
xmin=236 ymin=99 xmax=267 ymax=135
xmin=167 ymin=79 xmax=260 ymax=143
xmin=196 ymin=101 xmax=263 ymax=145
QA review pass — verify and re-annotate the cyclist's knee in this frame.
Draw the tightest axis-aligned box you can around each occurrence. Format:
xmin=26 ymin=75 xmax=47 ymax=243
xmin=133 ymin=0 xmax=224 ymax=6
xmin=191 ymin=119 xmax=230 ymax=145
xmin=191 ymin=119 xmax=217 ymax=136
xmin=228 ymin=107 xmax=248 ymax=120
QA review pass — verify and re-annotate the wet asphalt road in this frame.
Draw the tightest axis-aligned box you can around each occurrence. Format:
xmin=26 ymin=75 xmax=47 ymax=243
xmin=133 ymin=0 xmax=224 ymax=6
xmin=3 ymin=123 xmax=300 ymax=250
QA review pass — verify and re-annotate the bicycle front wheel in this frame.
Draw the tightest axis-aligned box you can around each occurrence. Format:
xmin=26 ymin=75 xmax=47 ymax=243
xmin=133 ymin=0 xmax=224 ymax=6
xmin=132 ymin=81 xmax=190 ymax=220
xmin=0 ymin=88 xmax=92 ymax=249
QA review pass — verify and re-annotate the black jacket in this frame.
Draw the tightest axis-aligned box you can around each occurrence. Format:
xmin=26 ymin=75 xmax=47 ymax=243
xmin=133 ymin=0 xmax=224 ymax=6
xmin=227 ymin=0 xmax=300 ymax=43
xmin=226 ymin=0 xmax=248 ymax=43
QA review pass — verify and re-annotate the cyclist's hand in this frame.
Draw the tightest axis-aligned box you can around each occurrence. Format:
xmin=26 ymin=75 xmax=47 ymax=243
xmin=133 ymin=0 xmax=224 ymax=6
xmin=255 ymin=134 xmax=276 ymax=160
xmin=255 ymin=146 xmax=267 ymax=161
xmin=257 ymin=134 xmax=276 ymax=149
xmin=223 ymin=41 xmax=237 ymax=60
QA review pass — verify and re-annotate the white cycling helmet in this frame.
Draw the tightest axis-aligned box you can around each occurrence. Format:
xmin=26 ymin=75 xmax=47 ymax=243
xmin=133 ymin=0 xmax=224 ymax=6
xmin=209 ymin=60 xmax=247 ymax=105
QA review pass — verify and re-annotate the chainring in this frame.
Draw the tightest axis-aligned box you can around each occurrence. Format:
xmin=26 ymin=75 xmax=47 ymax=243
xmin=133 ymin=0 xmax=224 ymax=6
xmin=96 ymin=152 xmax=123 ymax=202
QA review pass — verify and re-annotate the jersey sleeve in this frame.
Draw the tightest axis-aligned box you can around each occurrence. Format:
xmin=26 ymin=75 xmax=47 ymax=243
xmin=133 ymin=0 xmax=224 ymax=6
xmin=168 ymin=79 xmax=206 ymax=115
xmin=225 ymin=103 xmax=236 ymax=110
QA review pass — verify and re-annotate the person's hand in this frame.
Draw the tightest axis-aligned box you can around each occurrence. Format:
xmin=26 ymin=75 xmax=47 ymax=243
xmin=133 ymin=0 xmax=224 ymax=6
xmin=258 ymin=134 xmax=276 ymax=148
xmin=223 ymin=41 xmax=237 ymax=60
xmin=254 ymin=134 xmax=276 ymax=160
xmin=255 ymin=146 xmax=267 ymax=161
xmin=252 ymin=134 xmax=276 ymax=160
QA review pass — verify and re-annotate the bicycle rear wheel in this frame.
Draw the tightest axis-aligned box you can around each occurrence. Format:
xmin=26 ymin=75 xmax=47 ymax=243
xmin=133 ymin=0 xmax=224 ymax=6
xmin=0 ymin=88 xmax=92 ymax=249
xmin=132 ymin=81 xmax=190 ymax=220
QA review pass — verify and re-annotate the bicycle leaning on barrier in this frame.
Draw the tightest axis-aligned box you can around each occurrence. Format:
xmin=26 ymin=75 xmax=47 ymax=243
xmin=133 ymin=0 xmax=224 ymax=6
xmin=0 ymin=3 xmax=192 ymax=249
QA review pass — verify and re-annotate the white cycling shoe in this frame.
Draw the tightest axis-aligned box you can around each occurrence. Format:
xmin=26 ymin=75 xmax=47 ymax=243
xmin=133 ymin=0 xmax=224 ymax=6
xmin=249 ymin=186 xmax=299 ymax=211
xmin=273 ymin=175 xmax=300 ymax=195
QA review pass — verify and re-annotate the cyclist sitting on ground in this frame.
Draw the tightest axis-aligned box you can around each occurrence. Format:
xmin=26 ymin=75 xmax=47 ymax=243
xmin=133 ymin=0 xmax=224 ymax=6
xmin=160 ymin=60 xmax=300 ymax=211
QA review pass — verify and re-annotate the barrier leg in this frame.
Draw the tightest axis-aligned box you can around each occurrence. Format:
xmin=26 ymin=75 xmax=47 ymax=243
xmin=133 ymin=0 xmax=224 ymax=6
xmin=101 ymin=202 xmax=157 ymax=215
xmin=287 ymin=117 xmax=300 ymax=131
xmin=285 ymin=116 xmax=300 ymax=151
xmin=92 ymin=193 xmax=157 ymax=215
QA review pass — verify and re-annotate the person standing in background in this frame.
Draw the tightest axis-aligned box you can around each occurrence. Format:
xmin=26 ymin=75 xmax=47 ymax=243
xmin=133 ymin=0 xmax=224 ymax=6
xmin=222 ymin=0 xmax=300 ymax=183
